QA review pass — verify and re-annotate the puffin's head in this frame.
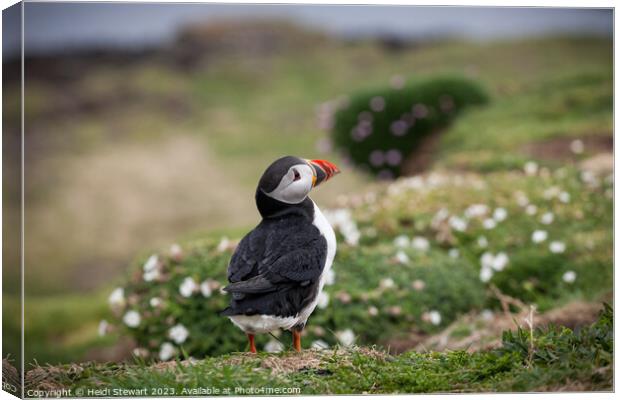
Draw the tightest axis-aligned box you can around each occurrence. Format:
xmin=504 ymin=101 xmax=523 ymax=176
xmin=257 ymin=156 xmax=340 ymax=205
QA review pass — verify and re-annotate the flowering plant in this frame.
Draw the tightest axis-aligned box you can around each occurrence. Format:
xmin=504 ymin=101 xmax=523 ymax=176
xmin=326 ymin=76 xmax=488 ymax=178
xmin=107 ymin=163 xmax=611 ymax=360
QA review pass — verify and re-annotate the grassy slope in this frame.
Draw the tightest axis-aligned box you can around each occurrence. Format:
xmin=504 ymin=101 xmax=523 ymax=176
xmin=13 ymin=36 xmax=613 ymax=379
xmin=26 ymin=306 xmax=612 ymax=394
xmin=13 ymin=36 xmax=611 ymax=295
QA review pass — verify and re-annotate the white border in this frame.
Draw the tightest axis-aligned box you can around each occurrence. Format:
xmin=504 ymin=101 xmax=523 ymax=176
xmin=0 ymin=1 xmax=615 ymax=400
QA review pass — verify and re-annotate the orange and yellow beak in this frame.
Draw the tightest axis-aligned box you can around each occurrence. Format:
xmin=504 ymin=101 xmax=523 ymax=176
xmin=307 ymin=159 xmax=341 ymax=187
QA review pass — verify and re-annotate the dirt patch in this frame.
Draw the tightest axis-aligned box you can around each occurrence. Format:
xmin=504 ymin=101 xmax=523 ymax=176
xmin=400 ymin=129 xmax=443 ymax=176
xmin=150 ymin=358 xmax=200 ymax=372
xmin=224 ymin=347 xmax=386 ymax=376
xmin=386 ymin=299 xmax=605 ymax=354
xmin=261 ymin=351 xmax=325 ymax=375
xmin=83 ymin=337 xmax=136 ymax=364
xmin=522 ymin=134 xmax=612 ymax=161
xmin=579 ymin=152 xmax=613 ymax=175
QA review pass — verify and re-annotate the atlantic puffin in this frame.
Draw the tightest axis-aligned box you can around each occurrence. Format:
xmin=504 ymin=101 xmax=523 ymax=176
xmin=221 ymin=156 xmax=340 ymax=353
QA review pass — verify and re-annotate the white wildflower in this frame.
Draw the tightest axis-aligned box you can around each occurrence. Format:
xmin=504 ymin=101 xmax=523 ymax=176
xmin=483 ymin=218 xmax=497 ymax=230
xmin=480 ymin=252 xmax=495 ymax=269
xmin=108 ymin=287 xmax=125 ymax=309
xmin=200 ymin=281 xmax=212 ymax=298
xmin=393 ymin=235 xmax=410 ymax=248
xmin=143 ymin=254 xmax=159 ymax=272
xmin=524 ymin=161 xmax=538 ymax=176
xmin=493 ymin=207 xmax=507 ymax=222
xmin=317 ymin=292 xmax=330 ymax=309
xmin=324 ymin=209 xmax=360 ymax=246
xmin=540 ymin=212 xmax=554 ymax=225
xmin=143 ymin=269 xmax=160 ymax=282
xmin=132 ymin=348 xmax=149 ymax=358
xmin=159 ymin=342 xmax=176 ymax=361
xmin=395 ymin=250 xmax=410 ymax=265
xmin=549 ymin=241 xmax=566 ymax=254
xmin=581 ymin=171 xmax=598 ymax=186
xmin=492 ymin=252 xmax=509 ymax=271
xmin=543 ymin=186 xmax=561 ymax=200
xmin=558 ymin=192 xmax=570 ymax=203
xmin=562 ymin=270 xmax=577 ymax=283
xmin=532 ymin=230 xmax=548 ymax=243
xmin=428 ymin=310 xmax=442 ymax=325
xmin=465 ymin=204 xmax=489 ymax=219
xmin=525 ymin=204 xmax=538 ymax=215
xmin=432 ymin=208 xmax=450 ymax=225
xmin=570 ymin=139 xmax=584 ymax=154
xmin=368 ymin=306 xmax=379 ymax=316
xmin=448 ymin=248 xmax=459 ymax=259
xmin=217 ymin=237 xmax=230 ymax=252
xmin=449 ymin=216 xmax=468 ymax=232
xmin=150 ymin=297 xmax=162 ymax=307
xmin=477 ymin=236 xmax=488 ymax=248
xmin=179 ymin=277 xmax=198 ymax=297
xmin=123 ymin=310 xmax=141 ymax=328
xmin=481 ymin=309 xmax=494 ymax=321
xmin=411 ymin=236 xmax=430 ymax=252
xmin=311 ymin=340 xmax=330 ymax=350
xmin=388 ymin=305 xmax=402 ymax=316
xmin=98 ymin=320 xmax=109 ymax=337
xmin=515 ymin=191 xmax=529 ymax=207
xmin=169 ymin=324 xmax=189 ymax=344
xmin=480 ymin=266 xmax=493 ymax=283
xmin=336 ymin=329 xmax=355 ymax=347
xmin=170 ymin=243 xmax=183 ymax=260
xmin=412 ymin=279 xmax=425 ymax=291
xmin=265 ymin=340 xmax=284 ymax=353
xmin=380 ymin=278 xmax=396 ymax=289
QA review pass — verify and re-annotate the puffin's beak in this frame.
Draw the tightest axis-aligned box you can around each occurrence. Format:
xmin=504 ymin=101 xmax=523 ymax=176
xmin=307 ymin=159 xmax=340 ymax=187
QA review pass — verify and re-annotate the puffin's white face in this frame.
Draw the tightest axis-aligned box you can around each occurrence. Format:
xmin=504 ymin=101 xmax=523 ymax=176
xmin=266 ymin=163 xmax=315 ymax=204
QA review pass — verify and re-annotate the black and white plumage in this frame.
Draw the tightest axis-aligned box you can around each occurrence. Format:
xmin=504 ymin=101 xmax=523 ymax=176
xmin=221 ymin=156 xmax=339 ymax=352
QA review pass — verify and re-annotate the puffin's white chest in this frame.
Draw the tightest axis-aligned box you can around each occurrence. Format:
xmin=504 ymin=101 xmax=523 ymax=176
xmin=311 ymin=202 xmax=337 ymax=291
xmin=228 ymin=201 xmax=336 ymax=334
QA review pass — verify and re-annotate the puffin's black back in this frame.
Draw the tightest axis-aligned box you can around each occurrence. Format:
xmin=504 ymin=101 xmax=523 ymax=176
xmin=221 ymin=206 xmax=328 ymax=318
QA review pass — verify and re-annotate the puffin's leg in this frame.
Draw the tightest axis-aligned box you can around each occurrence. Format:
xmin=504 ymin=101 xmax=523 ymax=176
xmin=247 ymin=333 xmax=257 ymax=353
xmin=292 ymin=329 xmax=302 ymax=352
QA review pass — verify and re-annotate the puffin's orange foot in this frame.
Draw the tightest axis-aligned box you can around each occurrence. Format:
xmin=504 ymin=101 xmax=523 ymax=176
xmin=293 ymin=330 xmax=302 ymax=352
xmin=247 ymin=333 xmax=257 ymax=354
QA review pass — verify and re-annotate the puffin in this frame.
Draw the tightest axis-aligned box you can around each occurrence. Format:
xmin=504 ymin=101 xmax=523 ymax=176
xmin=221 ymin=156 xmax=340 ymax=353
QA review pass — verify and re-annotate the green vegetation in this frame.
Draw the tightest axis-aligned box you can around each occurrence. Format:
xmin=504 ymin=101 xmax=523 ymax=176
xmin=11 ymin=32 xmax=612 ymax=394
xmin=108 ymin=160 xmax=612 ymax=360
xmin=13 ymin=36 xmax=611 ymax=297
xmin=25 ymin=305 xmax=612 ymax=394
xmin=331 ymin=76 xmax=488 ymax=178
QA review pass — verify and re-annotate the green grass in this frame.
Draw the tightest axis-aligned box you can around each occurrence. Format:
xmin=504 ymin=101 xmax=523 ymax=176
xmin=438 ymin=68 xmax=612 ymax=171
xmin=16 ymin=293 xmax=118 ymax=366
xmin=25 ymin=305 xmax=612 ymax=394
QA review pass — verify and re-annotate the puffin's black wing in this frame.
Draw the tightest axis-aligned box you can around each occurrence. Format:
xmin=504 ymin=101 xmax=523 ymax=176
xmin=221 ymin=213 xmax=327 ymax=317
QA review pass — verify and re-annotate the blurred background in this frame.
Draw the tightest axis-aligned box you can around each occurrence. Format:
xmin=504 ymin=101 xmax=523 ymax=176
xmin=2 ymin=3 xmax=613 ymax=370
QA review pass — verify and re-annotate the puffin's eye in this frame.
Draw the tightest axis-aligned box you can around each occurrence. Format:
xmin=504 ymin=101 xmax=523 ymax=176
xmin=292 ymin=169 xmax=301 ymax=181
